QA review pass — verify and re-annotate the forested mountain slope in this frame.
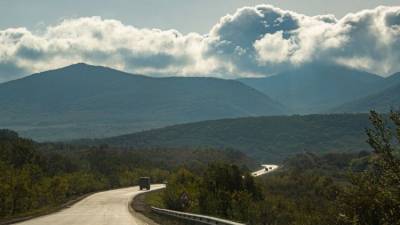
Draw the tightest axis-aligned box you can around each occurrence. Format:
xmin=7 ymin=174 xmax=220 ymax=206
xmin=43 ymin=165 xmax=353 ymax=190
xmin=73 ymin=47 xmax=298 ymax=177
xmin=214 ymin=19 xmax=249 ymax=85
xmin=239 ymin=64 xmax=385 ymax=114
xmin=92 ymin=114 xmax=372 ymax=161
xmin=0 ymin=63 xmax=286 ymax=141
xmin=333 ymin=83 xmax=400 ymax=113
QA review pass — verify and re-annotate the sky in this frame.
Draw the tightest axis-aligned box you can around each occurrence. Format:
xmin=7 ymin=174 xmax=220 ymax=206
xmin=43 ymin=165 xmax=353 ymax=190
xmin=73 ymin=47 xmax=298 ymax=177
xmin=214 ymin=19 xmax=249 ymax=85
xmin=0 ymin=1 xmax=400 ymax=82
xmin=1 ymin=0 xmax=399 ymax=34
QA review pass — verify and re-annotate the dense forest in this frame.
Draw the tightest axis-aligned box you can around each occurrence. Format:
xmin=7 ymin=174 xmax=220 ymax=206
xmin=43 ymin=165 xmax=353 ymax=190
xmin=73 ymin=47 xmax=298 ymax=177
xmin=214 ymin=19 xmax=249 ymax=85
xmin=146 ymin=111 xmax=400 ymax=225
xmin=0 ymin=130 xmax=253 ymax=220
xmin=92 ymin=113 xmax=372 ymax=161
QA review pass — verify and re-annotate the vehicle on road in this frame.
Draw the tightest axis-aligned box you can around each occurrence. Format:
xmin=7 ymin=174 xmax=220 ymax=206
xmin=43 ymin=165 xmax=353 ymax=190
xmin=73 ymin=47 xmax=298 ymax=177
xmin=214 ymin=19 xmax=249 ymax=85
xmin=139 ymin=177 xmax=151 ymax=190
xmin=252 ymin=164 xmax=279 ymax=177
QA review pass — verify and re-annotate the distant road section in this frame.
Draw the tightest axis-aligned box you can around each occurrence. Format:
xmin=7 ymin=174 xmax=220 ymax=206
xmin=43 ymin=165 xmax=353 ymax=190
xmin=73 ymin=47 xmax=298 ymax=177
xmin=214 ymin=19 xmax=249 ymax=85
xmin=252 ymin=164 xmax=279 ymax=177
xmin=14 ymin=184 xmax=165 ymax=225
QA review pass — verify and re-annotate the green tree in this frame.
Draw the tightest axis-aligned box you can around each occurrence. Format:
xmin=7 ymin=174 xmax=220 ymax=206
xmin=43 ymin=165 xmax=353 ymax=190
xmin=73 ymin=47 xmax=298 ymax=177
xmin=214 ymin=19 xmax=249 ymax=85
xmin=163 ymin=168 xmax=198 ymax=211
xmin=338 ymin=111 xmax=400 ymax=225
xmin=198 ymin=163 xmax=262 ymax=220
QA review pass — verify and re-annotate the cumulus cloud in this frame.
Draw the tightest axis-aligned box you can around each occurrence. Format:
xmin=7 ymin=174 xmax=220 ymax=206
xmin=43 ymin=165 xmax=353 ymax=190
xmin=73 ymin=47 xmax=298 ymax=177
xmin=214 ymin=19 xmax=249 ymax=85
xmin=254 ymin=31 xmax=297 ymax=64
xmin=0 ymin=5 xmax=400 ymax=82
xmin=0 ymin=17 xmax=215 ymax=79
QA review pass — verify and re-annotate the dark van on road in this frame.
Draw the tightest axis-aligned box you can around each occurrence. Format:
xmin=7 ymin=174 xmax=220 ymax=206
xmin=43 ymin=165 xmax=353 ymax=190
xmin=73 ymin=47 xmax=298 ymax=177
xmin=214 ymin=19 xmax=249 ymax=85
xmin=139 ymin=177 xmax=150 ymax=190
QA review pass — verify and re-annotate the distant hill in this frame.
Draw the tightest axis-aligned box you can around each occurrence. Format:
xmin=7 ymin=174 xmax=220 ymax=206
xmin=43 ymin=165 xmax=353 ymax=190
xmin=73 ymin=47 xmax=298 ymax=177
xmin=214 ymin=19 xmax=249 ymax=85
xmin=333 ymin=83 xmax=400 ymax=113
xmin=239 ymin=64 xmax=385 ymax=114
xmin=91 ymin=114 xmax=372 ymax=162
xmin=385 ymin=72 xmax=400 ymax=85
xmin=0 ymin=63 xmax=286 ymax=141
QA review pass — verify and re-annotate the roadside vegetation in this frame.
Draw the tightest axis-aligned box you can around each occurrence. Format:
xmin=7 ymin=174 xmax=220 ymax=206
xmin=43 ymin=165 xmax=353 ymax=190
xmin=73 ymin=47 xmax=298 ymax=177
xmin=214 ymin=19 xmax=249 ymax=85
xmin=0 ymin=131 xmax=252 ymax=221
xmin=147 ymin=111 xmax=400 ymax=225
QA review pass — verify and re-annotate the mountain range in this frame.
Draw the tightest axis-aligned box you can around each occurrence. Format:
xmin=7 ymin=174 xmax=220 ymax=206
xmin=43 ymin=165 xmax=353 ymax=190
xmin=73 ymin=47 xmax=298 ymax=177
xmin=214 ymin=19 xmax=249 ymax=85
xmin=240 ymin=64 xmax=399 ymax=114
xmin=333 ymin=75 xmax=400 ymax=113
xmin=0 ymin=63 xmax=399 ymax=141
xmin=0 ymin=63 xmax=285 ymax=140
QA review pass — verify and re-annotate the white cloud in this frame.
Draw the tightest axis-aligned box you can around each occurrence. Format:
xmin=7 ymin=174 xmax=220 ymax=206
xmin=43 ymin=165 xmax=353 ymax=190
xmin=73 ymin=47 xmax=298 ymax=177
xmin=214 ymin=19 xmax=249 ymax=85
xmin=254 ymin=31 xmax=297 ymax=64
xmin=0 ymin=17 xmax=216 ymax=79
xmin=0 ymin=5 xmax=400 ymax=82
xmin=208 ymin=5 xmax=400 ymax=76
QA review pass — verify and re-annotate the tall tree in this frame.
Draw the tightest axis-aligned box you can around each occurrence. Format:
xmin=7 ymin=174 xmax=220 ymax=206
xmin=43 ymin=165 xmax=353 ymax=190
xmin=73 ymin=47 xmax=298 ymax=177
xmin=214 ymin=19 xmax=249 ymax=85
xmin=338 ymin=111 xmax=400 ymax=225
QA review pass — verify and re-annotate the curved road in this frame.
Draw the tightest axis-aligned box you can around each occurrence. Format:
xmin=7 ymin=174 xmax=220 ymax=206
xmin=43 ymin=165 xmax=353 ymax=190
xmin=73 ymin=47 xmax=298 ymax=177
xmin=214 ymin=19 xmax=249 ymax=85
xmin=14 ymin=165 xmax=275 ymax=225
xmin=15 ymin=184 xmax=165 ymax=225
xmin=252 ymin=164 xmax=279 ymax=177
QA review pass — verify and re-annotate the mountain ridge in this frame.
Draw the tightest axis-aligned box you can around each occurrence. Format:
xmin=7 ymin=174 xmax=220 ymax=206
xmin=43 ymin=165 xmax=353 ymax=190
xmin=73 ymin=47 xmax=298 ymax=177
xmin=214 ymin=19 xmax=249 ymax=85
xmin=333 ymin=83 xmax=400 ymax=113
xmin=0 ymin=63 xmax=286 ymax=141
xmin=239 ymin=64 xmax=386 ymax=114
xmin=86 ymin=113 xmax=372 ymax=162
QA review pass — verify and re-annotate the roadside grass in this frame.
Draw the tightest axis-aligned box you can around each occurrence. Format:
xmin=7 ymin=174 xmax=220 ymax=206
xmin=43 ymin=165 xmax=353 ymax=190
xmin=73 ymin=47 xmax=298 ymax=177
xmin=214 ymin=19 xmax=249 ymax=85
xmin=144 ymin=189 xmax=165 ymax=208
xmin=133 ymin=189 xmax=188 ymax=225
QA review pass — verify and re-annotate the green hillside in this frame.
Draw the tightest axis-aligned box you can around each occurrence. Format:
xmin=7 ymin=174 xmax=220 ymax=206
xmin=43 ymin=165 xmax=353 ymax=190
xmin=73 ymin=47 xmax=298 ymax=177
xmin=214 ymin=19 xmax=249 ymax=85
xmin=333 ymin=83 xmax=400 ymax=113
xmin=93 ymin=114 xmax=372 ymax=162
xmin=0 ymin=63 xmax=286 ymax=141
xmin=239 ymin=64 xmax=384 ymax=114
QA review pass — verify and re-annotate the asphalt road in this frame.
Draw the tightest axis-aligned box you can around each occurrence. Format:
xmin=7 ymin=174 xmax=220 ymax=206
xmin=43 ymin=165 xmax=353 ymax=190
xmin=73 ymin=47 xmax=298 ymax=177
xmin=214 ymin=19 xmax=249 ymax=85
xmin=14 ymin=184 xmax=165 ymax=225
xmin=252 ymin=164 xmax=279 ymax=177
xmin=13 ymin=166 xmax=275 ymax=225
